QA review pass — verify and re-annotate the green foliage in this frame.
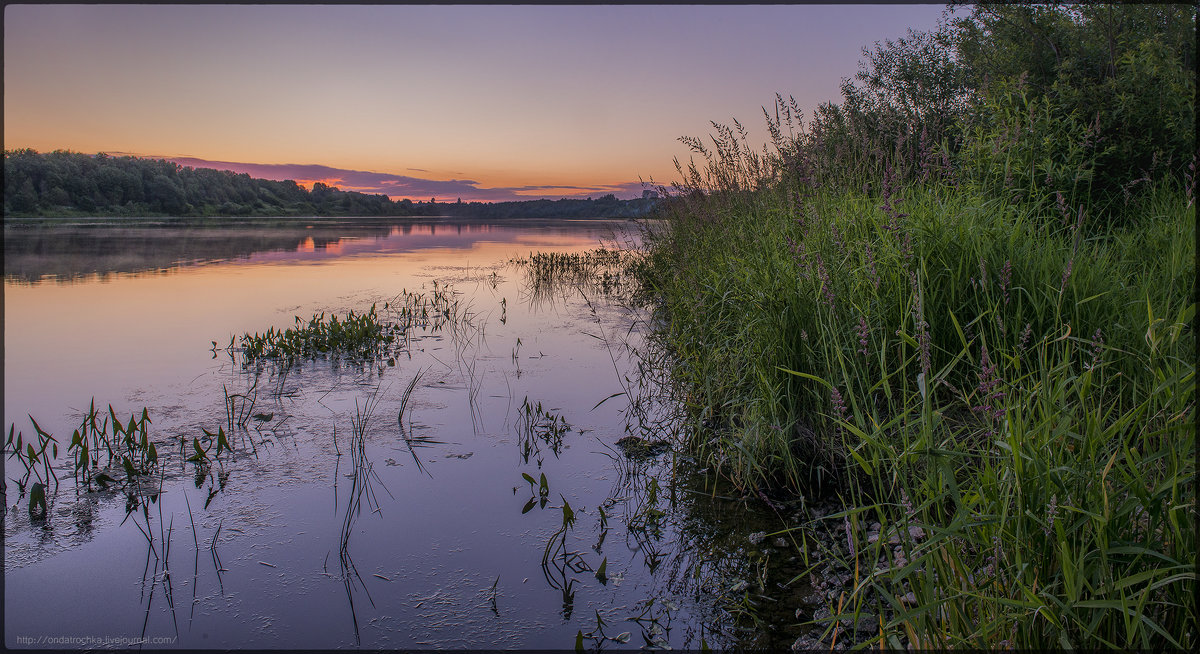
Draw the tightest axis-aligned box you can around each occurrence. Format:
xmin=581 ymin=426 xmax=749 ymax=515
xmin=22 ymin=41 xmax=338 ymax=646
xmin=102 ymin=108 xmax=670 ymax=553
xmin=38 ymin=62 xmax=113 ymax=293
xmin=797 ymin=3 xmax=1196 ymax=218
xmin=641 ymin=68 xmax=1194 ymax=644
xmin=238 ymin=305 xmax=401 ymax=364
xmin=957 ymin=75 xmax=1106 ymax=212
xmin=950 ymin=3 xmax=1196 ymax=212
xmin=2 ymin=149 xmax=432 ymax=218
xmin=435 ymin=195 xmax=659 ymax=220
xmin=3 ymin=148 xmax=659 ymax=219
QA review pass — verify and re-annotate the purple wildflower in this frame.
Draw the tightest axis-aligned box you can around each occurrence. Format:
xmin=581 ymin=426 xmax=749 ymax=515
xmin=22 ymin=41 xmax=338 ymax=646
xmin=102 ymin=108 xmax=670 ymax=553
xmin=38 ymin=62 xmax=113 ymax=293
xmin=1087 ymin=328 xmax=1104 ymax=370
xmin=784 ymin=234 xmax=809 ymax=279
xmin=974 ymin=343 xmax=1007 ymax=432
xmin=857 ymin=314 xmax=870 ymax=356
xmin=917 ymin=321 xmax=931 ymax=375
xmin=1044 ymin=495 xmax=1058 ymax=537
xmin=813 ymin=252 xmax=835 ymax=310
xmin=830 ymin=224 xmax=846 ymax=257
xmin=830 ymin=386 xmax=846 ymax=420
xmin=864 ymin=242 xmax=880 ymax=290
xmin=1019 ymin=323 xmax=1033 ymax=350
xmin=1060 ymin=257 xmax=1074 ymax=292
xmin=918 ymin=125 xmax=931 ymax=183
xmin=1186 ymin=156 xmax=1195 ymax=209
xmin=999 ymin=259 xmax=1012 ymax=305
xmin=879 ymin=163 xmax=906 ymax=233
xmin=910 ymin=272 xmax=931 ymax=375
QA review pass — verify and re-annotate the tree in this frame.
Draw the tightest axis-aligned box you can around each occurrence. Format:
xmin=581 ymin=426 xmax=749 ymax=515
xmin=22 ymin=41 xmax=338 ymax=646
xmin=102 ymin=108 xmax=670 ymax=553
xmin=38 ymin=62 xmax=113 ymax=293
xmin=11 ymin=177 xmax=38 ymax=213
xmin=949 ymin=2 xmax=1196 ymax=207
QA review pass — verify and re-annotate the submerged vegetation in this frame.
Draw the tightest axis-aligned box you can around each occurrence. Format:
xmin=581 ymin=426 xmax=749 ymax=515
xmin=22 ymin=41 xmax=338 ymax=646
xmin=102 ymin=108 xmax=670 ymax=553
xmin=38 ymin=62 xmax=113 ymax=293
xmin=637 ymin=3 xmax=1195 ymax=649
xmin=510 ymin=248 xmax=641 ymax=307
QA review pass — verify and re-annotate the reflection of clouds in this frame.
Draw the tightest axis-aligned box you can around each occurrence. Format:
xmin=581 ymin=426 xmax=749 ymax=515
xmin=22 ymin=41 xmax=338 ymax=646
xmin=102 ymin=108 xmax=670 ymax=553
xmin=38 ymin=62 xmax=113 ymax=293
xmin=165 ymin=156 xmax=651 ymax=202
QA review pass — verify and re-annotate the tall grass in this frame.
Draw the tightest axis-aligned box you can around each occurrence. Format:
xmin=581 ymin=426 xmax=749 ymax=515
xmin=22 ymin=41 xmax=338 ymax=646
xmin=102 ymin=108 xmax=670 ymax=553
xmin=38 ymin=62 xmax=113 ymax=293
xmin=638 ymin=111 xmax=1195 ymax=647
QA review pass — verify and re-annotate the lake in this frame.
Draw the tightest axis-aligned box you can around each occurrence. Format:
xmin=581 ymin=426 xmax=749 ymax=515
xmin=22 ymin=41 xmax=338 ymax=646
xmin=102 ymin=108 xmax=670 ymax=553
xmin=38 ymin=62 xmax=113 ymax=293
xmin=3 ymin=217 xmax=816 ymax=649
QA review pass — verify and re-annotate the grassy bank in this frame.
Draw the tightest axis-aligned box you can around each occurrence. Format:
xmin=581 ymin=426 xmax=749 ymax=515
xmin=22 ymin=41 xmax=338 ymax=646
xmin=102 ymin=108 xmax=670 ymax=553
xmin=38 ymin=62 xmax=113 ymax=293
xmin=638 ymin=165 xmax=1194 ymax=646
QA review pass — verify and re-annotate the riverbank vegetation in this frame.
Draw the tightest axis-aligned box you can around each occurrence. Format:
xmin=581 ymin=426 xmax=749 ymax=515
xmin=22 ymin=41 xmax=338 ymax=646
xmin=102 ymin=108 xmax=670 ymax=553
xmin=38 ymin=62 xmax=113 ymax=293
xmin=638 ymin=3 xmax=1194 ymax=648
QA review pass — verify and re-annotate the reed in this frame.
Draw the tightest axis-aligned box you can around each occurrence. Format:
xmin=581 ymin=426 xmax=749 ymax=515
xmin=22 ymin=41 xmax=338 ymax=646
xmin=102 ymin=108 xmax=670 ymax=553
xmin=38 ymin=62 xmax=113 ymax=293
xmin=638 ymin=103 xmax=1195 ymax=648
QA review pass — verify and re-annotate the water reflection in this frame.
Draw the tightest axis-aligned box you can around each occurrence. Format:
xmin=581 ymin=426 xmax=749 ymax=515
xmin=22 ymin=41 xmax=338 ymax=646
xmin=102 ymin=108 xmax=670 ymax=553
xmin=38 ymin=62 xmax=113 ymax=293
xmin=2 ymin=216 xmax=620 ymax=284
xmin=4 ymin=216 xmax=820 ymax=650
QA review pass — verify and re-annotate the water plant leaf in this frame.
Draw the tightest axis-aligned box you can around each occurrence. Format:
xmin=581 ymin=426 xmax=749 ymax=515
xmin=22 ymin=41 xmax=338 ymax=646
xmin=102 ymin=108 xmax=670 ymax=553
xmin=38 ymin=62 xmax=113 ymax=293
xmin=590 ymin=391 xmax=626 ymax=411
xmin=560 ymin=495 xmax=576 ymax=528
xmin=28 ymin=482 xmax=47 ymax=518
xmin=521 ymin=498 xmax=538 ymax=514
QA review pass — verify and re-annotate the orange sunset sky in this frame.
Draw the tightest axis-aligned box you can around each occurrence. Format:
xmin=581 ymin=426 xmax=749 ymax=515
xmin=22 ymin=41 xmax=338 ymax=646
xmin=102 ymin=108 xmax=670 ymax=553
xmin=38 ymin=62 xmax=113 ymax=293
xmin=5 ymin=4 xmax=946 ymax=202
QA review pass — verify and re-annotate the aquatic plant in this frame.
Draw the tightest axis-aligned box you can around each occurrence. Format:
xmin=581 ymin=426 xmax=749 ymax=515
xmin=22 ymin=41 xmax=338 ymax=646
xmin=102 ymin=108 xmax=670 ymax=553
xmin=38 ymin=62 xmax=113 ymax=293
xmin=515 ymin=397 xmax=571 ymax=466
xmin=510 ymin=248 xmax=642 ymax=308
xmin=5 ymin=417 xmax=59 ymax=502
xmin=238 ymin=304 xmax=402 ymax=364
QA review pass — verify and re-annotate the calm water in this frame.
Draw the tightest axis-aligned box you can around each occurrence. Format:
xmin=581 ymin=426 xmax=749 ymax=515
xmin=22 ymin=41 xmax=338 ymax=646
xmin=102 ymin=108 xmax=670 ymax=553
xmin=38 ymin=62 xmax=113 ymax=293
xmin=3 ymin=217 xmax=810 ymax=649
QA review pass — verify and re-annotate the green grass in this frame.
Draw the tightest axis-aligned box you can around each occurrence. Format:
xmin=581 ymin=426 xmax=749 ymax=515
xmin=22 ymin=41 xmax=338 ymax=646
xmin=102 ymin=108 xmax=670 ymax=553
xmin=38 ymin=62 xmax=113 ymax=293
xmin=638 ymin=164 xmax=1195 ymax=648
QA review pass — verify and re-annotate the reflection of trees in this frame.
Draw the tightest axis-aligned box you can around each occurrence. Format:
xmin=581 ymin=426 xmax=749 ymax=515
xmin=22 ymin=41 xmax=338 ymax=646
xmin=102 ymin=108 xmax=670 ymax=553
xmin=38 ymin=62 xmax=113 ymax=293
xmin=2 ymin=222 xmax=396 ymax=283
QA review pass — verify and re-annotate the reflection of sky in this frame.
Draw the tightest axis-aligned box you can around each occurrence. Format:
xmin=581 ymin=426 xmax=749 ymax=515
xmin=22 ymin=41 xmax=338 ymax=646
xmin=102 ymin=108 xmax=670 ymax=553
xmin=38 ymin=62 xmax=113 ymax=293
xmin=3 ymin=219 xmax=631 ymax=439
xmin=4 ymin=4 xmax=946 ymax=198
xmin=252 ymin=222 xmax=624 ymax=264
xmin=2 ymin=218 xmax=634 ymax=283
xmin=5 ymin=218 xmax=775 ymax=649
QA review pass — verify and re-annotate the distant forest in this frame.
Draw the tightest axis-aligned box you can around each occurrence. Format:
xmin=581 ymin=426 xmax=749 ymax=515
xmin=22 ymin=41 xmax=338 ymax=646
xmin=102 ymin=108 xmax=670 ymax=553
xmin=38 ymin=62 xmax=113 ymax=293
xmin=3 ymin=149 xmax=660 ymax=219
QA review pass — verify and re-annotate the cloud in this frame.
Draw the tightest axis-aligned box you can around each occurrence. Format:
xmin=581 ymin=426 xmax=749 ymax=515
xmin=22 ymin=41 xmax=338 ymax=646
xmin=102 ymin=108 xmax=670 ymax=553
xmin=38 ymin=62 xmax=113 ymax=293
xmin=162 ymin=156 xmax=652 ymax=202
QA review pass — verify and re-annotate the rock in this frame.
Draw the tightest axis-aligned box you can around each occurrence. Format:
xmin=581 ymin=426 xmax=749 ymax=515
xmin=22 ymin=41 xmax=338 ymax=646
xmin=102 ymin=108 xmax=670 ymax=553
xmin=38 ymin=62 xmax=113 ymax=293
xmin=792 ymin=634 xmax=825 ymax=651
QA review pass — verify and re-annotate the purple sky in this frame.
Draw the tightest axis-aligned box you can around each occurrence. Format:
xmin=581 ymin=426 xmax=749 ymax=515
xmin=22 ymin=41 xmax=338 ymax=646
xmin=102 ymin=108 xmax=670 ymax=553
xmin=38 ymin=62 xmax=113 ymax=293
xmin=5 ymin=3 xmax=950 ymax=200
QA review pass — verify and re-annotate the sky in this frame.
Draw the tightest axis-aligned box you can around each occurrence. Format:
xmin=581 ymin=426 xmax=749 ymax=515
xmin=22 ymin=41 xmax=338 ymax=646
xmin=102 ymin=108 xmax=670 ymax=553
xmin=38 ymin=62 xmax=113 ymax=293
xmin=4 ymin=3 xmax=949 ymax=202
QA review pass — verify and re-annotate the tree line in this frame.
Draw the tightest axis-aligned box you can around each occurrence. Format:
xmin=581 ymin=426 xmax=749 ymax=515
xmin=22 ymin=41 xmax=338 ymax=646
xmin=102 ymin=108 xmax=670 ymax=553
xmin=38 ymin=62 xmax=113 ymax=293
xmin=3 ymin=149 xmax=434 ymax=218
xmin=435 ymin=193 xmax=659 ymax=219
xmin=3 ymin=149 xmax=660 ymax=220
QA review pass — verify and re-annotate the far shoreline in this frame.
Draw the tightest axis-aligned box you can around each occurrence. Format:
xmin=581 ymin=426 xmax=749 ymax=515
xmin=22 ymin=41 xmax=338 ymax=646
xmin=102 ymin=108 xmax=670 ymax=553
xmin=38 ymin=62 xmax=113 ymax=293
xmin=2 ymin=213 xmax=641 ymax=225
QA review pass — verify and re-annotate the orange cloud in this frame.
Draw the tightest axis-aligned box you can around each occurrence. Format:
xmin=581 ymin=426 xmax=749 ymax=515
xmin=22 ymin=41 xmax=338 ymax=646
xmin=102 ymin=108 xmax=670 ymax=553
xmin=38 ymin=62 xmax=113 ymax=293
xmin=292 ymin=178 xmax=344 ymax=191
